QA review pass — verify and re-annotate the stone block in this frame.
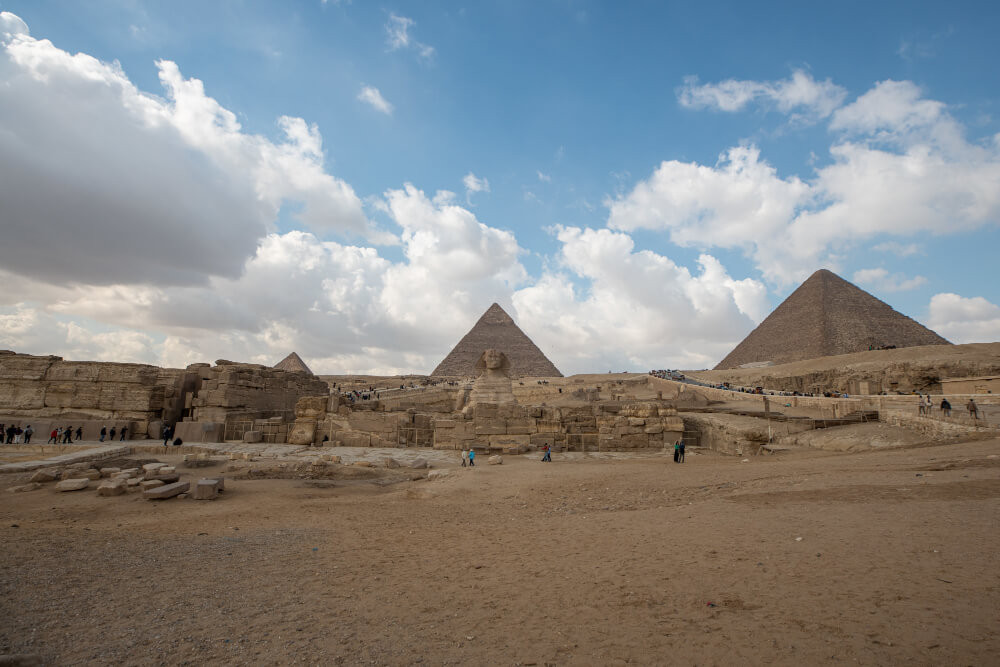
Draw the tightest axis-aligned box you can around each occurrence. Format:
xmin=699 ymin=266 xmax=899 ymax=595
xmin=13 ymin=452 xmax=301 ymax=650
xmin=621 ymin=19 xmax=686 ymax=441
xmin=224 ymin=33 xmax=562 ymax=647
xmin=29 ymin=469 xmax=58 ymax=483
xmin=144 ymin=481 xmax=189 ymax=499
xmin=145 ymin=474 xmax=180 ymax=484
xmin=193 ymin=479 xmax=222 ymax=500
xmin=409 ymin=458 xmax=429 ymax=469
xmin=56 ymin=478 xmax=90 ymax=492
xmin=644 ymin=423 xmax=664 ymax=434
xmin=488 ymin=455 xmax=503 ymax=465
xmin=8 ymin=483 xmax=42 ymax=493
xmin=159 ymin=466 xmax=176 ymax=475
xmin=489 ymin=434 xmax=530 ymax=448
xmin=530 ymin=433 xmax=555 ymax=447
xmin=474 ymin=418 xmax=507 ymax=436
xmin=63 ymin=469 xmax=100 ymax=481
xmin=97 ymin=479 xmax=126 ymax=496
xmin=243 ymin=430 xmax=262 ymax=443
xmin=140 ymin=479 xmax=164 ymax=490
xmin=628 ymin=417 xmax=646 ymax=427
xmin=126 ymin=478 xmax=142 ymax=487
xmin=142 ymin=462 xmax=166 ymax=474
xmin=99 ymin=467 xmax=122 ymax=478
xmin=535 ymin=420 xmax=562 ymax=433
xmin=504 ymin=418 xmax=536 ymax=435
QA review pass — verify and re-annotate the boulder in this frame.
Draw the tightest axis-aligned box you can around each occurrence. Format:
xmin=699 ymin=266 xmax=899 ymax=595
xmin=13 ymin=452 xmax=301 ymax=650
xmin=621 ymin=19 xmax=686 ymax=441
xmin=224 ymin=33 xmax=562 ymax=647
xmin=142 ymin=462 xmax=166 ymax=474
xmin=144 ymin=474 xmax=180 ymax=484
xmin=99 ymin=467 xmax=121 ymax=478
xmin=56 ymin=478 xmax=90 ymax=492
xmin=28 ymin=469 xmax=58 ymax=483
xmin=97 ymin=479 xmax=126 ymax=497
xmin=140 ymin=479 xmax=164 ymax=490
xmin=126 ymin=478 xmax=142 ymax=487
xmin=158 ymin=466 xmax=176 ymax=475
xmin=193 ymin=478 xmax=222 ymax=500
xmin=381 ymin=457 xmax=401 ymax=469
xmin=409 ymin=458 xmax=429 ymax=469
xmin=427 ymin=469 xmax=451 ymax=480
xmin=488 ymin=455 xmax=503 ymax=465
xmin=7 ymin=483 xmax=42 ymax=493
xmin=144 ymin=481 xmax=190 ymax=500
xmin=353 ymin=460 xmax=373 ymax=467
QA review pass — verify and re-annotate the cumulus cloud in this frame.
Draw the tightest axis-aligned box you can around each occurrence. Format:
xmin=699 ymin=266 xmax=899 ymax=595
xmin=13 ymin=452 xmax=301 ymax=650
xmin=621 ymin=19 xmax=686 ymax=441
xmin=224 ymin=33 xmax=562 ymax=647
xmin=386 ymin=13 xmax=434 ymax=59
xmin=512 ymin=227 xmax=768 ymax=372
xmin=357 ymin=85 xmax=393 ymax=115
xmin=927 ymin=293 xmax=1000 ymax=343
xmin=852 ymin=268 xmax=927 ymax=292
xmin=613 ymin=78 xmax=1000 ymax=285
xmin=0 ymin=14 xmax=385 ymax=288
xmin=678 ymin=69 xmax=847 ymax=120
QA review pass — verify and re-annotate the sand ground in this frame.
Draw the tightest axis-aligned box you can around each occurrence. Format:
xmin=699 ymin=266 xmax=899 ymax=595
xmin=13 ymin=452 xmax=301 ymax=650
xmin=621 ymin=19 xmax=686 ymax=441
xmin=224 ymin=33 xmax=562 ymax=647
xmin=1 ymin=439 xmax=999 ymax=666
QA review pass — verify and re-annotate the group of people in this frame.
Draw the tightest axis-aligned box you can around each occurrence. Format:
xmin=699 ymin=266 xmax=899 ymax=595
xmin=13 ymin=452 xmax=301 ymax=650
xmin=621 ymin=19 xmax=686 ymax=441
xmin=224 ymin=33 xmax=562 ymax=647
xmin=46 ymin=426 xmax=82 ymax=443
xmin=460 ymin=448 xmax=477 ymax=466
xmin=673 ymin=439 xmax=686 ymax=463
xmin=2 ymin=423 xmax=33 ymax=444
xmin=97 ymin=425 xmax=128 ymax=442
xmin=918 ymin=396 xmax=982 ymax=420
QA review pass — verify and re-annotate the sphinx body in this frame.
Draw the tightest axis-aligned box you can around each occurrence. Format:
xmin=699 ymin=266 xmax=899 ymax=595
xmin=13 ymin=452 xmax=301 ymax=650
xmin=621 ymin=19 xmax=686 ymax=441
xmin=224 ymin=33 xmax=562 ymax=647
xmin=467 ymin=349 xmax=516 ymax=407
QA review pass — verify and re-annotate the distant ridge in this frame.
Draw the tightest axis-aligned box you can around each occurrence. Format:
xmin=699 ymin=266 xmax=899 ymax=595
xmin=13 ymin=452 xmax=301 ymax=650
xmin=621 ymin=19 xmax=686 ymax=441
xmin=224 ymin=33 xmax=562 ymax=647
xmin=715 ymin=269 xmax=950 ymax=370
xmin=274 ymin=351 xmax=314 ymax=375
xmin=431 ymin=303 xmax=563 ymax=378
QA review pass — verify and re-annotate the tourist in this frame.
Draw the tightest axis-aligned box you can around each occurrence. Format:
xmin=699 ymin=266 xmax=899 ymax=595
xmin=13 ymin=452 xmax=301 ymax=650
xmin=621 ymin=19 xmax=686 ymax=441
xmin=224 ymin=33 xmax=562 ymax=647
xmin=468 ymin=448 xmax=476 ymax=466
xmin=14 ymin=426 xmax=22 ymax=443
xmin=461 ymin=448 xmax=468 ymax=467
xmin=967 ymin=398 xmax=979 ymax=420
xmin=678 ymin=439 xmax=686 ymax=463
xmin=99 ymin=426 xmax=107 ymax=442
xmin=120 ymin=426 xmax=128 ymax=441
xmin=23 ymin=425 xmax=33 ymax=444
xmin=673 ymin=439 xmax=680 ymax=463
xmin=109 ymin=426 xmax=117 ymax=441
xmin=49 ymin=428 xmax=59 ymax=444
xmin=940 ymin=398 xmax=952 ymax=417
xmin=541 ymin=444 xmax=551 ymax=462
xmin=917 ymin=395 xmax=925 ymax=416
xmin=162 ymin=424 xmax=172 ymax=447
xmin=71 ymin=426 xmax=79 ymax=442
xmin=5 ymin=424 xmax=15 ymax=444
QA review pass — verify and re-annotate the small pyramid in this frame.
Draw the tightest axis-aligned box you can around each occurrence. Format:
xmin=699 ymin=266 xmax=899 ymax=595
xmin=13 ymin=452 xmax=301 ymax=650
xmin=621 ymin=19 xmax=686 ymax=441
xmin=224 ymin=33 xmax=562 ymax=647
xmin=273 ymin=352 xmax=314 ymax=375
xmin=715 ymin=269 xmax=950 ymax=370
xmin=431 ymin=303 xmax=563 ymax=377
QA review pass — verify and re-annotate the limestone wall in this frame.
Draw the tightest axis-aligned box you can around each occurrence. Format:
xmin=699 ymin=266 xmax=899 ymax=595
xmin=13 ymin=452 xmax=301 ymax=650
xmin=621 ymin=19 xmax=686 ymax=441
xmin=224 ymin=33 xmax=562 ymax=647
xmin=0 ymin=350 xmax=188 ymax=436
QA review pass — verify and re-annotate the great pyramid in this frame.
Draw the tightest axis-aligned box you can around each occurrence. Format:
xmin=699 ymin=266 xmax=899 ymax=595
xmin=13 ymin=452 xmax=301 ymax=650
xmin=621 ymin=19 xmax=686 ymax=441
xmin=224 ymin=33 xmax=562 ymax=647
xmin=273 ymin=351 xmax=314 ymax=375
xmin=715 ymin=269 xmax=950 ymax=370
xmin=431 ymin=303 xmax=563 ymax=378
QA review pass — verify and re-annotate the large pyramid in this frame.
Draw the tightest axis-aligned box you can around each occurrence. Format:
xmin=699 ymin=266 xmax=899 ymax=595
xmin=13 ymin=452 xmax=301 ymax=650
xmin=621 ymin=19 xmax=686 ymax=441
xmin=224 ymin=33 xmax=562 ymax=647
xmin=431 ymin=303 xmax=563 ymax=377
xmin=715 ymin=269 xmax=950 ymax=370
xmin=273 ymin=351 xmax=314 ymax=375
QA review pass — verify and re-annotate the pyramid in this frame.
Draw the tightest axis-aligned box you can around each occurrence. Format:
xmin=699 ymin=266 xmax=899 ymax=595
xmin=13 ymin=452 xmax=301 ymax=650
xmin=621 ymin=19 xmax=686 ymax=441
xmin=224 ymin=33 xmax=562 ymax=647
xmin=714 ymin=269 xmax=950 ymax=370
xmin=273 ymin=351 xmax=314 ymax=375
xmin=431 ymin=303 xmax=563 ymax=377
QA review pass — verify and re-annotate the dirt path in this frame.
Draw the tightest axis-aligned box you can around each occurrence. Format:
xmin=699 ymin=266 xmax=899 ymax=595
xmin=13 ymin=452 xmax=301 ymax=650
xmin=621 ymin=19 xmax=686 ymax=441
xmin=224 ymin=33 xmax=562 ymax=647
xmin=1 ymin=440 xmax=998 ymax=665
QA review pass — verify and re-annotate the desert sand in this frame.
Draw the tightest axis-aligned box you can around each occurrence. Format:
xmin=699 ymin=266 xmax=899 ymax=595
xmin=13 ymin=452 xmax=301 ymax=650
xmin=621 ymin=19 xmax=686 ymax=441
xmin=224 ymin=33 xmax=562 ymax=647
xmin=1 ymin=439 xmax=999 ymax=665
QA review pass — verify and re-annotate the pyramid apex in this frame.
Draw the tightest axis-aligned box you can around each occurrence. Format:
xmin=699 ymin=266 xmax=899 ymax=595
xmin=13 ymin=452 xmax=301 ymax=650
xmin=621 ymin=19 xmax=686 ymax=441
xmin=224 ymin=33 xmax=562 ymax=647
xmin=273 ymin=351 xmax=314 ymax=375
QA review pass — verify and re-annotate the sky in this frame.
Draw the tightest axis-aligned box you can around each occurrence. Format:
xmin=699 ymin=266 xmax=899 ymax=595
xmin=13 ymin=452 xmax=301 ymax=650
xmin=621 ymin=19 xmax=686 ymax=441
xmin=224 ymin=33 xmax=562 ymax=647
xmin=1 ymin=1 xmax=999 ymax=375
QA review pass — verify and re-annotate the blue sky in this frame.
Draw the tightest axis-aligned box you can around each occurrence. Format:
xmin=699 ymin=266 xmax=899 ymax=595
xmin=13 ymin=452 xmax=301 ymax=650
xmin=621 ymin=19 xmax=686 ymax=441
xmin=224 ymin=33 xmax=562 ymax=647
xmin=1 ymin=1 xmax=998 ymax=374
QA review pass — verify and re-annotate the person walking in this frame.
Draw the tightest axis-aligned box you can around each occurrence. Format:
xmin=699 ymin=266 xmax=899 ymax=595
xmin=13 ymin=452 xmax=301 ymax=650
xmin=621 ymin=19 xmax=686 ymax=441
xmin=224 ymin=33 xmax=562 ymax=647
xmin=14 ymin=426 xmax=22 ymax=444
xmin=120 ymin=426 xmax=128 ymax=441
xmin=461 ymin=448 xmax=468 ymax=467
xmin=673 ymin=439 xmax=680 ymax=463
xmin=541 ymin=444 xmax=552 ymax=462
xmin=23 ymin=425 xmax=33 ymax=444
xmin=109 ymin=426 xmax=117 ymax=441
xmin=162 ymin=424 xmax=172 ymax=447
xmin=468 ymin=448 xmax=476 ymax=467
xmin=65 ymin=426 xmax=74 ymax=443
xmin=940 ymin=398 xmax=952 ymax=417
xmin=99 ymin=426 xmax=107 ymax=442
xmin=48 ymin=428 xmax=59 ymax=444
xmin=917 ymin=395 xmax=925 ymax=416
xmin=678 ymin=439 xmax=686 ymax=463
xmin=74 ymin=426 xmax=82 ymax=441
xmin=967 ymin=398 xmax=979 ymax=420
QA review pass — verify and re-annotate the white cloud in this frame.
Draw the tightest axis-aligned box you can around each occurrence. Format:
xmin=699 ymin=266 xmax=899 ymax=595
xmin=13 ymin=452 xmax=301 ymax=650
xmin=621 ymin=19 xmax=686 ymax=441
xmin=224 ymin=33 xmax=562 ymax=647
xmin=615 ymin=79 xmax=1000 ymax=286
xmin=386 ymin=13 xmax=434 ymax=59
xmin=512 ymin=227 xmax=768 ymax=372
xmin=927 ymin=293 xmax=1000 ymax=343
xmin=463 ymin=172 xmax=490 ymax=202
xmin=678 ymin=69 xmax=847 ymax=120
xmin=852 ymin=268 xmax=927 ymax=292
xmin=537 ymin=171 xmax=551 ymax=183
xmin=872 ymin=241 xmax=922 ymax=257
xmin=0 ymin=14 xmax=387 ymax=289
xmin=357 ymin=85 xmax=393 ymax=115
